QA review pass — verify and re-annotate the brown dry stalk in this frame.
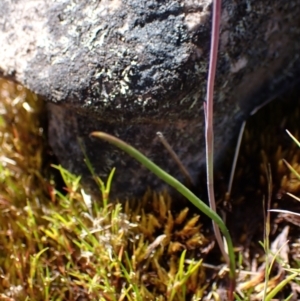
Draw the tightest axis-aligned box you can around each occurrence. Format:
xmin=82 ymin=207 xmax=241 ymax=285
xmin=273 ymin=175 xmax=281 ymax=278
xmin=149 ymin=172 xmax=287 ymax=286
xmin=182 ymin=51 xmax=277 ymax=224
xmin=204 ymin=0 xmax=229 ymax=264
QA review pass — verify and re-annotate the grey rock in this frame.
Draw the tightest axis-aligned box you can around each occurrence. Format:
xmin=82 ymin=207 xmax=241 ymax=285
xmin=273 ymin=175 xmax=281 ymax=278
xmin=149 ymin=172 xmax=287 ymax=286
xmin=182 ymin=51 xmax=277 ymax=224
xmin=1 ymin=0 xmax=300 ymax=199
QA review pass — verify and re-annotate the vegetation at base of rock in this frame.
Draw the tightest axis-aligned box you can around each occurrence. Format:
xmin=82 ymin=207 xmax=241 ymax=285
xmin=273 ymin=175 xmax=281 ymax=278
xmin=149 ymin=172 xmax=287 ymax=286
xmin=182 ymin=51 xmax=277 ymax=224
xmin=1 ymin=77 xmax=300 ymax=300
xmin=0 ymin=79 xmax=210 ymax=300
xmin=90 ymin=131 xmax=236 ymax=286
xmin=0 ymin=79 xmax=209 ymax=300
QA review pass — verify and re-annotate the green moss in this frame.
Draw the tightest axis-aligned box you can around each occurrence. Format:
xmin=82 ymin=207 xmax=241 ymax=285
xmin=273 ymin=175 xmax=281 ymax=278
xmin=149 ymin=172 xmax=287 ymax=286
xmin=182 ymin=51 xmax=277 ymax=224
xmin=0 ymin=78 xmax=210 ymax=300
xmin=1 ymin=78 xmax=300 ymax=300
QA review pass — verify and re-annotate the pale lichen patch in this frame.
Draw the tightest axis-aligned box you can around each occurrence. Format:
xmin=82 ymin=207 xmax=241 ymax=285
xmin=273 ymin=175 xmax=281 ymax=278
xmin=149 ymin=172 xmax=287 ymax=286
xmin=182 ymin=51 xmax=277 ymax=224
xmin=230 ymin=57 xmax=248 ymax=73
xmin=184 ymin=11 xmax=209 ymax=31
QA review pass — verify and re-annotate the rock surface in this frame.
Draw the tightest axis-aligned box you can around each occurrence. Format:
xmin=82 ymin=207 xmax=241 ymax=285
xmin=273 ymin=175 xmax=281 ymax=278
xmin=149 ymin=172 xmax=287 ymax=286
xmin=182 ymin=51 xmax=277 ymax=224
xmin=1 ymin=0 xmax=300 ymax=199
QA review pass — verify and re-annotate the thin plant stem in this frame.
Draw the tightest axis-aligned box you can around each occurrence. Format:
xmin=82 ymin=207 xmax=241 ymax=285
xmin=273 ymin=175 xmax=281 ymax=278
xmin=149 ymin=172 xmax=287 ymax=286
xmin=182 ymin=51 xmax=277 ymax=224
xmin=156 ymin=131 xmax=194 ymax=187
xmin=286 ymin=129 xmax=300 ymax=147
xmin=262 ymin=164 xmax=272 ymax=300
xmin=227 ymin=100 xmax=273 ymax=196
xmin=227 ymin=120 xmax=246 ymax=195
xmin=204 ymin=0 xmax=229 ymax=264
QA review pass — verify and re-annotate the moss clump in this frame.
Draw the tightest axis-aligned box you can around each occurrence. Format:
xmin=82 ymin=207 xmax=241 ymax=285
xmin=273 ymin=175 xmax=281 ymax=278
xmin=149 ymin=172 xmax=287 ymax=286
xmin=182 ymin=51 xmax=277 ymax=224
xmin=0 ymin=78 xmax=47 ymax=201
xmin=123 ymin=190 xmax=211 ymax=299
xmin=0 ymin=78 xmax=215 ymax=300
xmin=2 ymin=77 xmax=300 ymax=300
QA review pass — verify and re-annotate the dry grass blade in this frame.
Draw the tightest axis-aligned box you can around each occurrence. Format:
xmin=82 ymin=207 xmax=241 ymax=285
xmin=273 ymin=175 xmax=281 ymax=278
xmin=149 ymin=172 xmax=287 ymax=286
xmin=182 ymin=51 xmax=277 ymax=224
xmin=157 ymin=131 xmax=194 ymax=187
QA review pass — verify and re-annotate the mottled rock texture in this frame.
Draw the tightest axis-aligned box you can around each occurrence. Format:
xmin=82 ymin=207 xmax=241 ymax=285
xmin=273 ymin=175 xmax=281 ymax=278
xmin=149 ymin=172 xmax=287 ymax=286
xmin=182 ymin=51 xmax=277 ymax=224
xmin=1 ymin=0 xmax=300 ymax=199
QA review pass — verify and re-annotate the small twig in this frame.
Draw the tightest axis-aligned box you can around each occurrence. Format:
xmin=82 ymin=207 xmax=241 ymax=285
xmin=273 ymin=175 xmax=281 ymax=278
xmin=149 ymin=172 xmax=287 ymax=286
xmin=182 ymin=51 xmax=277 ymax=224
xmin=156 ymin=131 xmax=194 ymax=187
xmin=227 ymin=120 xmax=246 ymax=195
xmin=228 ymin=99 xmax=275 ymax=195
xmin=204 ymin=0 xmax=229 ymax=264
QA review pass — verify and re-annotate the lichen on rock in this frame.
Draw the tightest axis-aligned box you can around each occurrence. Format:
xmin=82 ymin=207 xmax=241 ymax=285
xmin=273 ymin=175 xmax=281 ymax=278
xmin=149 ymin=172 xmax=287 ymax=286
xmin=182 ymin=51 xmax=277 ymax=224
xmin=1 ymin=0 xmax=300 ymax=199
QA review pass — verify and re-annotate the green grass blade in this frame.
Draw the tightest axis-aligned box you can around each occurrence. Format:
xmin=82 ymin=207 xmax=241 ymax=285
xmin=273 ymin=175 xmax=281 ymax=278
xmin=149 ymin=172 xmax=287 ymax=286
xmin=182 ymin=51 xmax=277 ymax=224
xmin=283 ymin=293 xmax=295 ymax=301
xmin=286 ymin=130 xmax=300 ymax=148
xmin=90 ymin=131 xmax=236 ymax=281
xmin=265 ymin=273 xmax=297 ymax=301
xmin=282 ymin=159 xmax=300 ymax=181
